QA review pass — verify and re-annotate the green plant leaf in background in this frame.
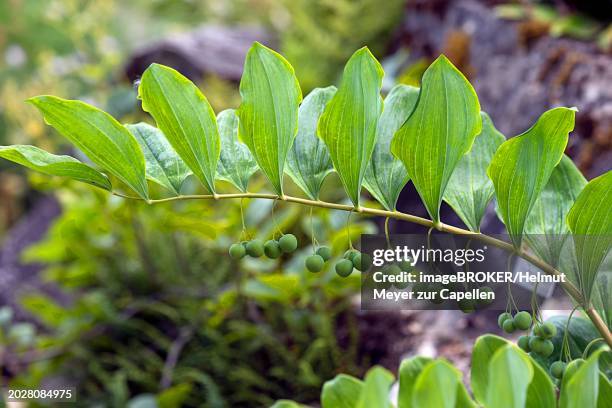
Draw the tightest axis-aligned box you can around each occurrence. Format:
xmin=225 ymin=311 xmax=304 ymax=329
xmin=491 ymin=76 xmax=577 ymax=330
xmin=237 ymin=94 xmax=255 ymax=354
xmin=559 ymin=349 xmax=603 ymax=408
xmin=486 ymin=345 xmax=533 ymax=408
xmin=391 ymin=55 xmax=481 ymax=223
xmin=0 ymin=145 xmax=111 ymax=191
xmin=524 ymin=154 xmax=586 ymax=267
xmin=356 ymin=366 xmax=394 ymax=408
xmin=566 ymin=170 xmax=612 ymax=302
xmin=286 ymin=86 xmax=336 ymax=200
xmin=364 ymin=84 xmax=419 ymax=211
xmin=598 ymin=373 xmax=612 ymax=408
xmin=321 ymin=374 xmax=363 ymax=408
xmin=138 ymin=63 xmax=220 ymax=194
xmin=487 ymin=107 xmax=575 ymax=247
xmin=238 ymin=42 xmax=302 ymax=195
xmin=318 ymin=47 xmax=384 ymax=207
xmin=443 ymin=112 xmax=505 ymax=232
xmin=216 ymin=109 xmax=258 ymax=192
xmin=411 ymin=360 xmax=463 ymax=408
xmin=27 ymin=96 xmax=148 ymax=199
xmin=398 ymin=356 xmax=433 ymax=408
xmin=126 ymin=123 xmax=191 ymax=195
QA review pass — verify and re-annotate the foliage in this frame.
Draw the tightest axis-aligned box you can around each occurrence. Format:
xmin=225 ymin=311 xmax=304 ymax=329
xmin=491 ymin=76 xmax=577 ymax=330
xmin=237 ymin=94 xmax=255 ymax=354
xmin=274 ymin=335 xmax=611 ymax=407
xmin=7 ymin=183 xmax=372 ymax=406
xmin=2 ymin=39 xmax=612 ymax=406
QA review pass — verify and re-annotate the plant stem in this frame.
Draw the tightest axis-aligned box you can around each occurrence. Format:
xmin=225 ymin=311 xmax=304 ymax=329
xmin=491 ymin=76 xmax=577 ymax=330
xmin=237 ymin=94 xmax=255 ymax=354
xmin=113 ymin=191 xmax=612 ymax=347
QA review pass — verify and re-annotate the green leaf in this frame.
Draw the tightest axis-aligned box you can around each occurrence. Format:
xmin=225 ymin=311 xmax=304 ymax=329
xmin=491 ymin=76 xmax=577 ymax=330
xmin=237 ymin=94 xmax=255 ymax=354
xmin=391 ymin=55 xmax=481 ymax=223
xmin=524 ymin=154 xmax=586 ymax=266
xmin=237 ymin=42 xmax=302 ymax=195
xmin=126 ymin=123 xmax=191 ymax=195
xmin=486 ymin=345 xmax=533 ymax=408
xmin=0 ymin=145 xmax=111 ymax=191
xmin=598 ymin=373 xmax=612 ymax=408
xmin=567 ymin=170 xmax=612 ymax=301
xmin=364 ymin=84 xmax=419 ymax=211
xmin=412 ymin=360 xmax=463 ymax=408
xmin=286 ymin=86 xmax=336 ymax=200
xmin=398 ymin=356 xmax=433 ymax=408
xmin=560 ymin=349 xmax=602 ymax=408
xmin=443 ymin=112 xmax=505 ymax=231
xmin=270 ymin=400 xmax=307 ymax=408
xmin=488 ymin=107 xmax=576 ymax=247
xmin=524 ymin=353 xmax=556 ymax=408
xmin=321 ymin=374 xmax=364 ymax=408
xmin=27 ymin=96 xmax=148 ymax=198
xmin=138 ymin=63 xmax=220 ymax=194
xmin=318 ymin=47 xmax=384 ymax=207
xmin=356 ymin=366 xmax=394 ymax=408
xmin=471 ymin=334 xmax=510 ymax=404
xmin=216 ymin=109 xmax=258 ymax=192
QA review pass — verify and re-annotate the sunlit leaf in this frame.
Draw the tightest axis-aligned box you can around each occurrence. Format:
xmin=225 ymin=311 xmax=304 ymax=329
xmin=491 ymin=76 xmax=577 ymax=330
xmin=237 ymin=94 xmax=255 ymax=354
xmin=364 ymin=84 xmax=418 ymax=210
xmin=318 ymin=47 xmax=384 ymax=207
xmin=286 ymin=86 xmax=336 ymax=199
xmin=559 ymin=349 xmax=603 ymax=408
xmin=139 ymin=63 xmax=220 ymax=193
xmin=322 ymin=374 xmax=364 ymax=408
xmin=524 ymin=154 xmax=586 ymax=266
xmin=0 ymin=145 xmax=110 ymax=191
xmin=391 ymin=55 xmax=481 ymax=223
xmin=566 ymin=170 xmax=612 ymax=301
xmin=486 ymin=345 xmax=533 ymax=408
xmin=237 ymin=42 xmax=302 ymax=195
xmin=356 ymin=366 xmax=394 ymax=408
xmin=412 ymin=360 xmax=463 ymax=408
xmin=398 ymin=356 xmax=433 ymax=408
xmin=126 ymin=123 xmax=191 ymax=195
xmin=216 ymin=109 xmax=258 ymax=192
xmin=488 ymin=107 xmax=575 ymax=247
xmin=443 ymin=112 xmax=504 ymax=231
xmin=27 ymin=96 xmax=148 ymax=198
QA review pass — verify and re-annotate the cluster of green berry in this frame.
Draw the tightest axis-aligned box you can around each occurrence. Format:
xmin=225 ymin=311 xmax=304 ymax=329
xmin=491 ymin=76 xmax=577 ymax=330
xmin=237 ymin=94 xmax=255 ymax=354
xmin=499 ymin=311 xmax=569 ymax=379
xmin=516 ymin=321 xmax=557 ymax=358
xmin=333 ymin=249 xmax=372 ymax=277
xmin=498 ymin=311 xmax=533 ymax=334
xmin=229 ymin=234 xmax=298 ymax=259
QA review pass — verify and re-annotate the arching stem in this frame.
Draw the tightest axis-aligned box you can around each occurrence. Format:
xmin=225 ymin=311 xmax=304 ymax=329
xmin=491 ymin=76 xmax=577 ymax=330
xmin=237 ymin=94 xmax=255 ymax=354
xmin=112 ymin=191 xmax=612 ymax=347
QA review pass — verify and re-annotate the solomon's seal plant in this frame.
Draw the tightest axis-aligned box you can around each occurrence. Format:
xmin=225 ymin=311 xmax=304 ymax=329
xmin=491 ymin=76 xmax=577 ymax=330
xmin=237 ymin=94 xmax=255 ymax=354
xmin=1 ymin=41 xmax=611 ymax=404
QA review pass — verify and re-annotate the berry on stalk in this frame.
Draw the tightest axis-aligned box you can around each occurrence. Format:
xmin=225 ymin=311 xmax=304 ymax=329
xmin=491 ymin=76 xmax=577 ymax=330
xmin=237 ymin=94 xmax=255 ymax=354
xmin=305 ymin=255 xmax=325 ymax=272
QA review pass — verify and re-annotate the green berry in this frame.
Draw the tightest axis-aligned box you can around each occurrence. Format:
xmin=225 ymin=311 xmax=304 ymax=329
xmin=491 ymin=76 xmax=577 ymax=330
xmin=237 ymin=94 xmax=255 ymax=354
xmin=540 ymin=339 xmax=554 ymax=357
xmin=316 ymin=246 xmax=332 ymax=262
xmin=517 ymin=335 xmax=531 ymax=352
xmin=246 ymin=239 xmax=264 ymax=257
xmin=502 ymin=319 xmax=516 ymax=333
xmin=513 ymin=311 xmax=532 ymax=331
xmin=229 ymin=243 xmax=246 ymax=259
xmin=305 ymin=255 xmax=325 ymax=272
xmin=476 ymin=286 xmax=495 ymax=306
xmin=278 ymin=234 xmax=298 ymax=253
xmin=353 ymin=253 xmax=372 ymax=271
xmin=398 ymin=261 xmax=413 ymax=271
xmin=264 ymin=240 xmax=281 ymax=259
xmin=550 ymin=361 xmax=566 ymax=379
xmin=529 ymin=336 xmax=543 ymax=353
xmin=458 ymin=298 xmax=475 ymax=313
xmin=343 ymin=249 xmax=359 ymax=262
xmin=498 ymin=312 xmax=512 ymax=329
xmin=335 ymin=259 xmax=354 ymax=277
xmin=533 ymin=323 xmax=544 ymax=337
xmin=540 ymin=322 xmax=557 ymax=339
